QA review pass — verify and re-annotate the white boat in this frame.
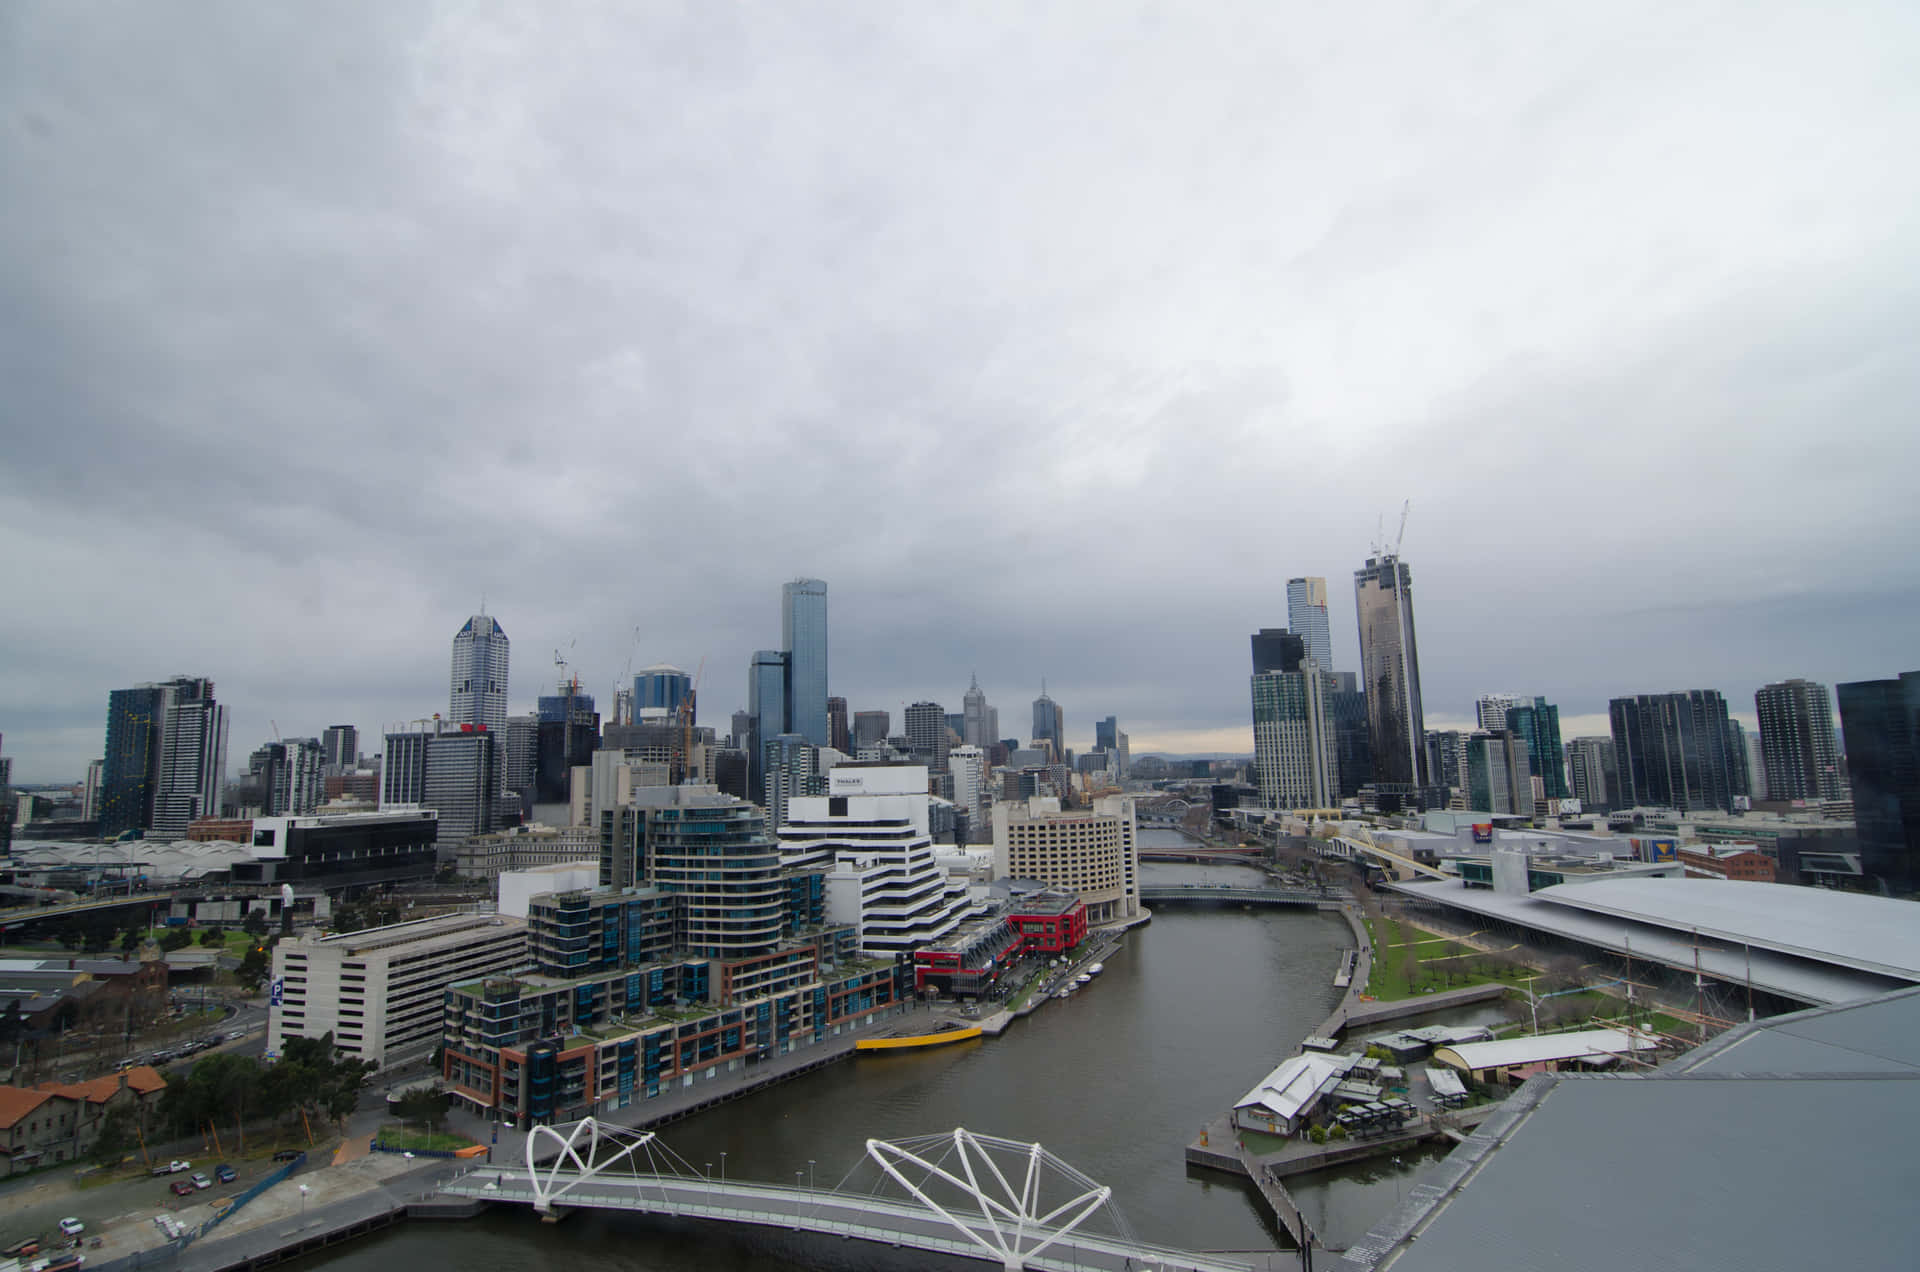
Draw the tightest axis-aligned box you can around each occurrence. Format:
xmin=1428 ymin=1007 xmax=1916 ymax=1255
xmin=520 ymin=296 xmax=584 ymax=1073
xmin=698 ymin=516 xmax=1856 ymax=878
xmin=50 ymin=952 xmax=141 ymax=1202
xmin=1055 ymin=988 xmax=1073 ymax=1000
xmin=1086 ymin=963 xmax=1105 ymax=976
xmin=1076 ymin=972 xmax=1093 ymax=985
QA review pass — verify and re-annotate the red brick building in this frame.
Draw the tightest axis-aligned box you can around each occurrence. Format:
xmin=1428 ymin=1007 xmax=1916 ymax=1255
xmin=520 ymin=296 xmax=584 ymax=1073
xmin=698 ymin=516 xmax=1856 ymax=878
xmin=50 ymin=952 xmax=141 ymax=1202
xmin=1678 ymin=845 xmax=1777 ymax=882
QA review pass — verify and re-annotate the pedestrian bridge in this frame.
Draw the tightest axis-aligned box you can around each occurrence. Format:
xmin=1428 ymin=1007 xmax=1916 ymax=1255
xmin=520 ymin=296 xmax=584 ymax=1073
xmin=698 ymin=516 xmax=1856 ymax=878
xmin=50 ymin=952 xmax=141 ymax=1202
xmin=438 ymin=1120 xmax=1256 ymax=1272
xmin=1140 ymin=884 xmax=1343 ymax=908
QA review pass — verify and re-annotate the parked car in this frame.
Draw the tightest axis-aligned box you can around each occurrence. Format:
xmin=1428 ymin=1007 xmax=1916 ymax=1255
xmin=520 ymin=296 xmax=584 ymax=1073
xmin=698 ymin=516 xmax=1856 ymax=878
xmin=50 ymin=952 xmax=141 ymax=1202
xmin=5 ymin=1238 xmax=43 ymax=1258
xmin=271 ymin=1149 xmax=301 ymax=1162
xmin=57 ymin=1220 xmax=83 ymax=1237
xmin=188 ymin=1173 xmax=211 ymax=1190
xmin=214 ymin=1164 xmax=237 ymax=1184
xmin=149 ymin=1160 xmax=190 ymax=1177
xmin=169 ymin=1181 xmax=193 ymax=1197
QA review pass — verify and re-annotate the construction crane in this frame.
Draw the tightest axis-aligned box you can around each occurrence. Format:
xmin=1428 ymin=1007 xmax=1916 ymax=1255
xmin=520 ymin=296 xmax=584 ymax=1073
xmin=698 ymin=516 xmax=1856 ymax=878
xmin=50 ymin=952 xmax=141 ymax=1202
xmin=1394 ymin=498 xmax=1410 ymax=558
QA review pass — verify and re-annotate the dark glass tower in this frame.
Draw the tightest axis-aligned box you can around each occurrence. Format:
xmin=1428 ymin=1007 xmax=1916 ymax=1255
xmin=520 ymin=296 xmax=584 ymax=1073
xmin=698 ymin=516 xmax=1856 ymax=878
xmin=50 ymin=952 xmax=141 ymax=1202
xmin=1506 ymin=698 xmax=1570 ymax=800
xmin=1837 ymin=671 xmax=1920 ymax=894
xmin=1353 ymin=555 xmax=1427 ymax=787
xmin=782 ymin=579 xmax=829 ymax=747
xmin=1608 ymin=691 xmax=1740 ymax=812
xmin=1756 ymin=678 xmax=1844 ymax=803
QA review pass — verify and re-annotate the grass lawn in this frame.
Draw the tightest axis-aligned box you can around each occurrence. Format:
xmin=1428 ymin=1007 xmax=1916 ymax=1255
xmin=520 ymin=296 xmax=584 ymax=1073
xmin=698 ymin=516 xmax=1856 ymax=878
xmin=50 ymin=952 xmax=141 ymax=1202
xmin=1363 ymin=918 xmax=1536 ymax=1001
xmin=377 ymin=1124 xmax=476 ymax=1152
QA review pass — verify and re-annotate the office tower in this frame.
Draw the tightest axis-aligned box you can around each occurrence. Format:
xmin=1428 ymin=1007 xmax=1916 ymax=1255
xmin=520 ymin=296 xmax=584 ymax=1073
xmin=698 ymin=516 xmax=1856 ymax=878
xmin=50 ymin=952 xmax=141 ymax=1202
xmin=1328 ymin=672 xmax=1371 ymax=799
xmin=1476 ymin=694 xmax=1522 ymax=733
xmin=503 ymin=714 xmax=538 ymax=812
xmin=100 ymin=677 xmax=222 ymax=837
xmin=1251 ymin=670 xmax=1339 ymax=809
xmin=747 ymin=650 xmax=790 ymax=799
xmin=949 ymin=745 xmax=989 ymax=822
xmin=1354 ymin=555 xmax=1427 ymax=786
xmin=1251 ymin=628 xmax=1306 ymax=675
xmin=1756 ymin=679 xmax=1844 ymax=803
xmin=322 ymin=725 xmax=358 ymax=772
xmin=762 ymin=733 xmax=818 ymax=830
xmin=1095 ymin=716 xmax=1118 ymax=752
xmin=380 ymin=729 xmax=430 ymax=807
xmin=905 ymin=701 xmax=951 ymax=774
xmin=963 ymin=677 xmax=992 ymax=749
xmin=1465 ymin=732 xmax=1533 ymax=815
xmin=82 ymin=759 xmax=104 ymax=823
xmin=1608 ymin=691 xmax=1741 ymax=812
xmin=853 ymin=710 xmax=890 ymax=751
xmin=1836 ymin=671 xmax=1920 ymax=894
xmin=449 ymin=615 xmax=510 ymax=734
xmin=268 ymin=738 xmax=324 ymax=818
xmin=1504 ymin=699 xmax=1570 ymax=800
xmin=781 ymin=578 xmax=829 ymax=747
xmin=152 ymin=688 xmax=229 ymax=837
xmin=993 ymin=795 xmax=1139 ymax=924
xmin=1726 ymin=719 xmax=1754 ymax=800
xmin=1565 ymin=736 xmax=1618 ymax=812
xmin=1745 ymin=732 xmax=1768 ymax=801
xmin=1032 ymin=689 xmax=1064 ymax=754
xmin=730 ymin=709 xmax=753 ymax=751
xmin=827 ymin=697 xmax=850 ymax=753
xmin=632 ymin=665 xmax=693 ymax=721
xmin=536 ymin=687 xmax=600 ymax=805
xmin=423 ymin=726 xmax=500 ymax=842
xmin=1425 ymin=730 xmax=1468 ymax=796
xmin=1286 ymin=577 xmax=1334 ymax=671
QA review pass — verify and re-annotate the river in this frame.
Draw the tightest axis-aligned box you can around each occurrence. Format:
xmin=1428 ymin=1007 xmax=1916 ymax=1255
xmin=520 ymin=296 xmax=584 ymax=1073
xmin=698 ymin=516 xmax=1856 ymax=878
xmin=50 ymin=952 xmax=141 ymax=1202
xmin=309 ymin=832 xmax=1442 ymax=1270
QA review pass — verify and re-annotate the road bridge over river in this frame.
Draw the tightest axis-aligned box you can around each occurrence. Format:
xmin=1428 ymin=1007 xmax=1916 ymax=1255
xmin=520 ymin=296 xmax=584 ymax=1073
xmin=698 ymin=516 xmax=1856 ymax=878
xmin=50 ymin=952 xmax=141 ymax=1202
xmin=438 ymin=1120 xmax=1259 ymax=1272
xmin=1140 ymin=884 xmax=1347 ymax=909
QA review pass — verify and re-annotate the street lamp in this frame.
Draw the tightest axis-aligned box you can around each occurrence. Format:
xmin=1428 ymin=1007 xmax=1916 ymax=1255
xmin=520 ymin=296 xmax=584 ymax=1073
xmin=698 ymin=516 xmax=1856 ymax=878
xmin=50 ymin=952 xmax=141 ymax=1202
xmin=809 ymin=1159 xmax=816 ymax=1192
xmin=298 ymin=1184 xmax=310 ymax=1216
xmin=719 ymin=1151 xmax=726 ymax=1185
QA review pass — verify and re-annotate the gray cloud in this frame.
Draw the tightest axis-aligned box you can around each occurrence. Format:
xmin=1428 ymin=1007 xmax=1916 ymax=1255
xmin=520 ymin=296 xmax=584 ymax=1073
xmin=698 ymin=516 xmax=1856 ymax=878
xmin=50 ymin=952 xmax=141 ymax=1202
xmin=3 ymin=1 xmax=1918 ymax=780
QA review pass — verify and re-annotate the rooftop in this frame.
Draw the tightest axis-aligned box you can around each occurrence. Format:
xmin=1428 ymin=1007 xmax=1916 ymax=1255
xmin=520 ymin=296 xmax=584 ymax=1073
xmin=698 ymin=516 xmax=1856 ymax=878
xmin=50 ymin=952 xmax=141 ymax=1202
xmin=1433 ymin=1028 xmax=1659 ymax=1072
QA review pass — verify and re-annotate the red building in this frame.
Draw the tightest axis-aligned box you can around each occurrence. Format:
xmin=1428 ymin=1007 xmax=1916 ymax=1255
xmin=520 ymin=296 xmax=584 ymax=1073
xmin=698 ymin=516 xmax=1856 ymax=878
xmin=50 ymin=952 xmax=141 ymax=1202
xmin=914 ymin=892 xmax=1088 ymax=996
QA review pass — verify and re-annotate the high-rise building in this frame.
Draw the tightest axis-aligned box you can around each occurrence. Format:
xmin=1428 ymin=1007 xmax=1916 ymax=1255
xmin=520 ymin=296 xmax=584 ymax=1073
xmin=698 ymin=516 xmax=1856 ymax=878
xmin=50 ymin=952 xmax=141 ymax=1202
xmin=1836 ymin=671 xmax=1920 ymax=894
xmin=1285 ymin=577 xmax=1333 ymax=671
xmin=380 ymin=728 xmax=430 ymax=808
xmin=1466 ymin=731 xmax=1533 ymax=815
xmin=1475 ymin=694 xmax=1522 ymax=733
xmin=1354 ymin=554 xmax=1427 ymax=787
xmin=449 ymin=615 xmax=510 ymax=735
xmin=503 ymin=713 xmax=538 ymax=813
xmin=100 ymin=677 xmax=225 ymax=838
xmin=1565 ymin=736 xmax=1618 ymax=812
xmin=1425 ymin=730 xmax=1469 ymax=797
xmin=747 ymin=649 xmax=789 ymax=800
xmin=904 ymin=701 xmax=950 ymax=774
xmin=81 ymin=759 xmax=104 ymax=823
xmin=1031 ymin=689 xmax=1064 ymax=755
xmin=322 ymin=725 xmax=358 ymax=772
xmin=423 ymin=726 xmax=500 ymax=842
xmin=949 ymin=745 xmax=989 ymax=822
xmin=992 ymin=795 xmax=1139 ymax=925
xmin=762 ymin=733 xmax=818 ymax=830
xmin=827 ymin=697 xmax=850 ymax=753
xmin=853 ymin=710 xmax=890 ymax=751
xmin=1251 ymin=629 xmax=1306 ymax=676
xmin=730 ymin=710 xmax=753 ymax=751
xmin=1329 ymin=671 xmax=1371 ymax=799
xmin=632 ymin=665 xmax=693 ymax=721
xmin=1251 ymin=670 xmax=1339 ymax=809
xmin=1756 ymin=679 xmax=1844 ymax=804
xmin=153 ymin=689 xmax=229 ymax=837
xmin=1504 ymin=698 xmax=1569 ymax=800
xmin=1608 ymin=691 xmax=1741 ymax=812
xmin=269 ymin=738 xmax=324 ymax=818
xmin=535 ymin=692 xmax=599 ymax=806
xmin=962 ymin=677 xmax=991 ymax=750
xmin=782 ymin=578 xmax=829 ymax=747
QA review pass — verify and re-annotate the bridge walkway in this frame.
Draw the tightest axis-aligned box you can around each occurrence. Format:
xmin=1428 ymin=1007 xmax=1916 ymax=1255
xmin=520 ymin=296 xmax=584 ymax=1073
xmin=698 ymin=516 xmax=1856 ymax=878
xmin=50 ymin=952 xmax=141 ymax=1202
xmin=441 ymin=1168 xmax=1258 ymax=1272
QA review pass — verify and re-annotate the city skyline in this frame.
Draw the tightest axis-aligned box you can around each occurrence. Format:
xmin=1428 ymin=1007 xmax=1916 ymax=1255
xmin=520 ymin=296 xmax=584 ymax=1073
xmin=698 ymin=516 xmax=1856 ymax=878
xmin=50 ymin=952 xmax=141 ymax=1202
xmin=4 ymin=6 xmax=1918 ymax=780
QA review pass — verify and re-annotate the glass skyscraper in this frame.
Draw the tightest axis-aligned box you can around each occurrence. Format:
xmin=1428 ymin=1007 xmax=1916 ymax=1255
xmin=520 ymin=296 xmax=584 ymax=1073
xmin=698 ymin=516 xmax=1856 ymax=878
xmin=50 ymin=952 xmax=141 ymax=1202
xmin=1353 ymin=555 xmax=1427 ymax=787
xmin=1755 ymin=678 xmax=1843 ymax=802
xmin=449 ymin=614 xmax=510 ymax=735
xmin=1505 ymin=698 xmax=1569 ymax=800
xmin=782 ymin=579 xmax=829 ymax=747
xmin=1286 ymin=576 xmax=1334 ymax=671
xmin=1251 ymin=670 xmax=1338 ymax=809
xmin=1836 ymin=671 xmax=1920 ymax=895
xmin=747 ymin=649 xmax=789 ymax=798
xmin=633 ymin=665 xmax=693 ymax=720
xmin=1608 ymin=691 xmax=1741 ymax=812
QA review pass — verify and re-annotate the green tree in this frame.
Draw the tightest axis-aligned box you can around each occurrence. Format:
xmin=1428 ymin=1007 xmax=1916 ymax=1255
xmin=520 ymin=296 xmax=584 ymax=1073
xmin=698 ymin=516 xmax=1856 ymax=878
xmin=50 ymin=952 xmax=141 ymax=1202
xmin=241 ymin=910 xmax=268 ymax=938
xmin=236 ymin=943 xmax=270 ymax=991
xmin=198 ymin=927 xmax=224 ymax=947
xmin=56 ymin=923 xmax=81 ymax=951
xmin=120 ymin=926 xmax=143 ymax=955
xmin=160 ymin=928 xmax=194 ymax=952
xmin=90 ymin=1106 xmax=135 ymax=1162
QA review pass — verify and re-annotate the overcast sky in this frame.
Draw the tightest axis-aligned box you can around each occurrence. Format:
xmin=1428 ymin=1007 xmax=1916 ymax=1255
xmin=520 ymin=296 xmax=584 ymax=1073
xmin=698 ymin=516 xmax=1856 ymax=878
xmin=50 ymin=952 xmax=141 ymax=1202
xmin=4 ymin=2 xmax=1918 ymax=783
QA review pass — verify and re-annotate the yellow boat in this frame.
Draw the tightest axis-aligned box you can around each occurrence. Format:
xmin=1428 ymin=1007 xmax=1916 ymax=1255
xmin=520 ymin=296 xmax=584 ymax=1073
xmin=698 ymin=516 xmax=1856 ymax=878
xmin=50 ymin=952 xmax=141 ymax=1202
xmin=855 ymin=1022 xmax=983 ymax=1052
